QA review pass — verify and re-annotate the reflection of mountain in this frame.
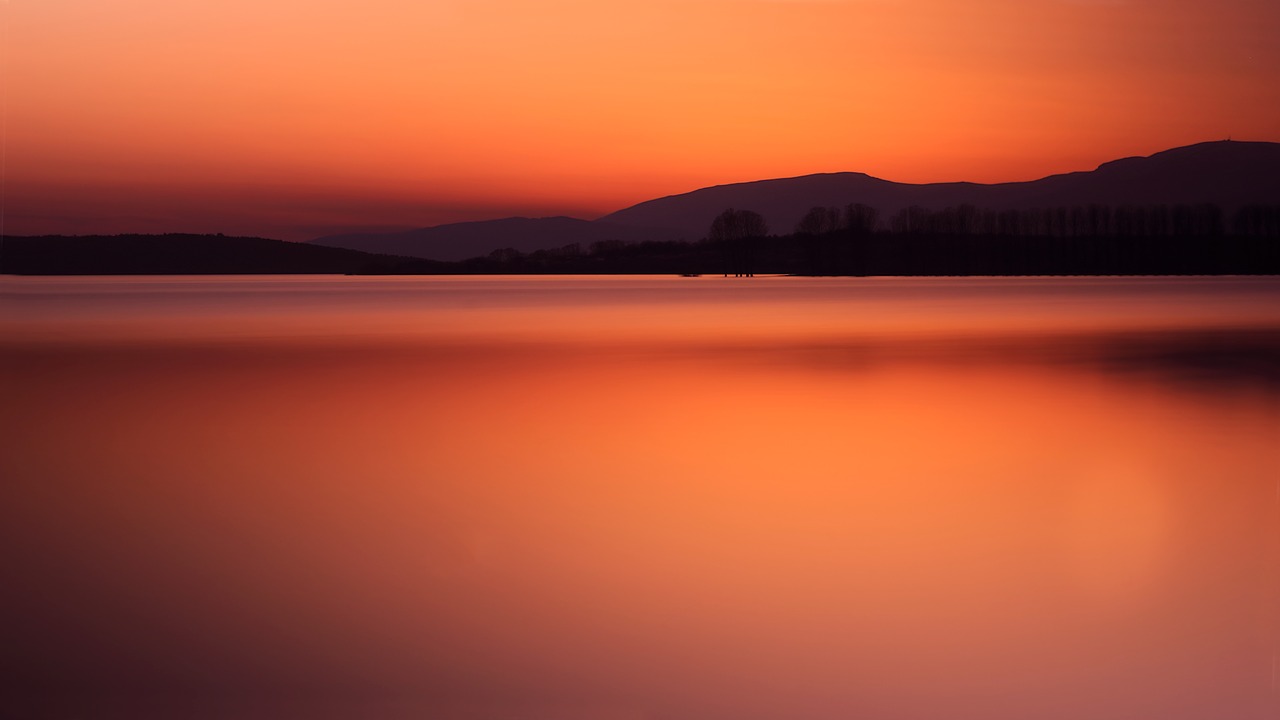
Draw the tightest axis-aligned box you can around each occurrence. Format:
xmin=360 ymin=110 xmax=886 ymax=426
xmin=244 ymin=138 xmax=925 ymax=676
xmin=309 ymin=216 xmax=673 ymax=262
xmin=308 ymin=141 xmax=1280 ymax=260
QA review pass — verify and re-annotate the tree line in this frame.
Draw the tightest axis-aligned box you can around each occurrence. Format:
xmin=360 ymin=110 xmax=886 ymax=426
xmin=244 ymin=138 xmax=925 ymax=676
xmin=719 ymin=202 xmax=1279 ymax=276
xmin=359 ymin=202 xmax=1279 ymax=276
xmin=782 ymin=202 xmax=1279 ymax=276
xmin=884 ymin=203 xmax=1273 ymax=239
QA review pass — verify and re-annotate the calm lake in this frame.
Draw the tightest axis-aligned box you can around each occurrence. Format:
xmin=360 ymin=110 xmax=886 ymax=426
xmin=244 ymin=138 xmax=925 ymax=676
xmin=2 ymin=275 xmax=1279 ymax=720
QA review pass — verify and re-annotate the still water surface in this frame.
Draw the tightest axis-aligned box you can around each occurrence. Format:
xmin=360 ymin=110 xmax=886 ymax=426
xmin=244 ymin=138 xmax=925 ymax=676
xmin=3 ymin=275 xmax=1279 ymax=720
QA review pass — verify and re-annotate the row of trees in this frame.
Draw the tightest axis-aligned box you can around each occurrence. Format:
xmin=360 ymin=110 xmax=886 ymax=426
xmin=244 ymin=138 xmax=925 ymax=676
xmin=703 ymin=202 xmax=1280 ymax=276
xmin=796 ymin=203 xmax=879 ymax=237
xmin=360 ymin=202 xmax=1279 ymax=276
xmin=708 ymin=209 xmax=768 ymax=276
xmin=792 ymin=203 xmax=1280 ymax=239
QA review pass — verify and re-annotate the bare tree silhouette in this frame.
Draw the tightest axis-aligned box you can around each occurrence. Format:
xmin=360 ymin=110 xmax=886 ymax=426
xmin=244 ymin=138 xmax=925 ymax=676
xmin=709 ymin=208 xmax=768 ymax=277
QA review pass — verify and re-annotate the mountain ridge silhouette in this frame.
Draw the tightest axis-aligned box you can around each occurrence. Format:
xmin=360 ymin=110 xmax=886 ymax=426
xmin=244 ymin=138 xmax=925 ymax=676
xmin=310 ymin=216 xmax=674 ymax=262
xmin=308 ymin=140 xmax=1280 ymax=260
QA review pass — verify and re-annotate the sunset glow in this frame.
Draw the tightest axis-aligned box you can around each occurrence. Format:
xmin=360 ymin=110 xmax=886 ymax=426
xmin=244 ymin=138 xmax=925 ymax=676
xmin=4 ymin=0 xmax=1278 ymax=238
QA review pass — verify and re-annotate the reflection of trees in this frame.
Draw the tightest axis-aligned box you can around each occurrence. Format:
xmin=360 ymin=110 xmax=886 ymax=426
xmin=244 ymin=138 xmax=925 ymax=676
xmin=709 ymin=208 xmax=768 ymax=277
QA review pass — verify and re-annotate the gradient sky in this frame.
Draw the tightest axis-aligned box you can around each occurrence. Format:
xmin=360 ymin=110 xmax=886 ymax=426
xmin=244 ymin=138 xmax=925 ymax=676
xmin=2 ymin=0 xmax=1278 ymax=239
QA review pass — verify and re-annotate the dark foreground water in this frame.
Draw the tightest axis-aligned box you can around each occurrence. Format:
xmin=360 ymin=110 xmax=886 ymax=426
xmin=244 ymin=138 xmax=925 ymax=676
xmin=2 ymin=276 xmax=1279 ymax=720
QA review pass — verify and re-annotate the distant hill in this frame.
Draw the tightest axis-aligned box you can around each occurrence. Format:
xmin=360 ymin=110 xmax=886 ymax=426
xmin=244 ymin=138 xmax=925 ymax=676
xmin=1 ymin=234 xmax=415 ymax=275
xmin=305 ymin=141 xmax=1280 ymax=261
xmin=599 ymin=140 xmax=1280 ymax=239
xmin=308 ymin=216 xmax=678 ymax=262
xmin=14 ymin=141 xmax=1275 ymax=274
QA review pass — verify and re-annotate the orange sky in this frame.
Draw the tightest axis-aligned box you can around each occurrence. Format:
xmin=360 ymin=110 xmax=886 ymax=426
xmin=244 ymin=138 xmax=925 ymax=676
xmin=2 ymin=0 xmax=1278 ymax=239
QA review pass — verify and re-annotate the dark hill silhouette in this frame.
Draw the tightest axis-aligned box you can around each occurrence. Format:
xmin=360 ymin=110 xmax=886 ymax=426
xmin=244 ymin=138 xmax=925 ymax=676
xmin=309 ymin=216 xmax=677 ymax=261
xmin=600 ymin=140 xmax=1280 ymax=239
xmin=305 ymin=141 xmax=1279 ymax=261
xmin=15 ymin=141 xmax=1273 ymax=274
xmin=1 ymin=234 xmax=416 ymax=275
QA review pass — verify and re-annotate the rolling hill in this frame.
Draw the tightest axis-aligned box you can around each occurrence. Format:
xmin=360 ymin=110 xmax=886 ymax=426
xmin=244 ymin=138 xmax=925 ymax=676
xmin=1 ymin=234 xmax=413 ymax=275
xmin=308 ymin=140 xmax=1280 ymax=260
xmin=599 ymin=140 xmax=1280 ymax=239
xmin=309 ymin=216 xmax=677 ymax=262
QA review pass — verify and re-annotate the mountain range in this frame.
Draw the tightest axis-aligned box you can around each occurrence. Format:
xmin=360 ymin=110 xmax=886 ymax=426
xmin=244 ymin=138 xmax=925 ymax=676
xmin=308 ymin=140 xmax=1280 ymax=261
xmin=310 ymin=216 xmax=670 ymax=263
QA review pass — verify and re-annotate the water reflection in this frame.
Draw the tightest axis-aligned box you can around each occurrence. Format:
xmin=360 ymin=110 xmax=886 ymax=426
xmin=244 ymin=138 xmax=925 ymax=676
xmin=1 ymin=277 xmax=1277 ymax=720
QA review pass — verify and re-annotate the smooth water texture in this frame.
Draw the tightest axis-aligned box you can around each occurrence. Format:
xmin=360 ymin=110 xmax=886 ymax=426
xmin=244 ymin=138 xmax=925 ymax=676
xmin=3 ymin=275 xmax=1279 ymax=720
